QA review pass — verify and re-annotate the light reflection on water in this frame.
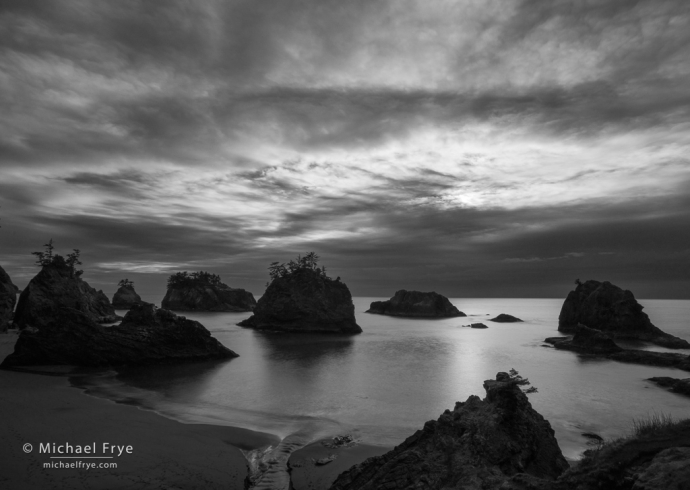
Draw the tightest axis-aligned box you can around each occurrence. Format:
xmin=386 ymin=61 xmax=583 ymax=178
xmin=91 ymin=297 xmax=690 ymax=461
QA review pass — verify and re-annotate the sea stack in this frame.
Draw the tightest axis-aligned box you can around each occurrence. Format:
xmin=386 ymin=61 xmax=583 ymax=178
xmin=162 ymin=271 xmax=256 ymax=312
xmin=329 ymin=372 xmax=568 ymax=490
xmin=238 ymin=254 xmax=361 ymax=333
xmin=13 ymin=257 xmax=120 ymax=330
xmin=0 ymin=265 xmax=17 ymax=331
xmin=558 ymin=280 xmax=690 ymax=349
xmin=112 ymin=279 xmax=143 ymax=309
xmin=2 ymin=303 xmax=237 ymax=367
xmin=366 ymin=290 xmax=465 ymax=318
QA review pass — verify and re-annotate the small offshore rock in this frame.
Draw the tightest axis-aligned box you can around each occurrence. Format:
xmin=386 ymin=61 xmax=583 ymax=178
xmin=489 ymin=313 xmax=523 ymax=323
xmin=367 ymin=290 xmax=465 ymax=318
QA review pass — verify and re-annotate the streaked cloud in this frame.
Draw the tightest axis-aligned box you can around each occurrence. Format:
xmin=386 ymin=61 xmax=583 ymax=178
xmin=1 ymin=0 xmax=689 ymax=298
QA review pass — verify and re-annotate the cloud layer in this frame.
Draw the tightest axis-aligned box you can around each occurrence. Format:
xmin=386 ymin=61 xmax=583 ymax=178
xmin=1 ymin=0 xmax=689 ymax=299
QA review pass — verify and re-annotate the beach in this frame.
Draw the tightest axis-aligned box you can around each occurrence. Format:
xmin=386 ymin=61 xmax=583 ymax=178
xmin=0 ymin=333 xmax=389 ymax=490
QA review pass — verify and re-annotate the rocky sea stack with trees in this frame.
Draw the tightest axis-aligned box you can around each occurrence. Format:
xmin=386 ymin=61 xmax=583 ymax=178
xmin=112 ymin=278 xmax=143 ymax=309
xmin=559 ymin=279 xmax=690 ymax=349
xmin=162 ymin=271 xmax=256 ymax=312
xmin=13 ymin=241 xmax=121 ymax=328
xmin=366 ymin=290 xmax=465 ymax=318
xmin=0 ymin=264 xmax=17 ymax=332
xmin=238 ymin=253 xmax=362 ymax=333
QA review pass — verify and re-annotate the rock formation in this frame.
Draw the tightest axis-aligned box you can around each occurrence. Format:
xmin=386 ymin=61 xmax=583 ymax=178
xmin=13 ymin=261 xmax=120 ymax=330
xmin=550 ymin=324 xmax=624 ymax=355
xmin=162 ymin=272 xmax=256 ymax=312
xmin=329 ymin=372 xmax=568 ymax=490
xmin=544 ymin=335 xmax=690 ymax=371
xmin=0 ymin=265 xmax=17 ymax=331
xmin=238 ymin=268 xmax=361 ymax=333
xmin=471 ymin=322 xmax=489 ymax=329
xmin=2 ymin=303 xmax=237 ymax=367
xmin=648 ymin=377 xmax=690 ymax=398
xmin=112 ymin=283 xmax=143 ymax=309
xmin=366 ymin=290 xmax=465 ymax=318
xmin=558 ymin=280 xmax=689 ymax=349
xmin=534 ymin=419 xmax=690 ymax=490
xmin=489 ymin=313 xmax=523 ymax=323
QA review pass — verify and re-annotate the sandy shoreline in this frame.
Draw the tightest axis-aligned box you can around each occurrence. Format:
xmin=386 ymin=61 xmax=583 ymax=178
xmin=0 ymin=333 xmax=391 ymax=489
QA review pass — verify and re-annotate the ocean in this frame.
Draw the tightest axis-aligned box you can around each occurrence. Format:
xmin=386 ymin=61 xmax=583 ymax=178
xmin=75 ymin=297 xmax=690 ymax=461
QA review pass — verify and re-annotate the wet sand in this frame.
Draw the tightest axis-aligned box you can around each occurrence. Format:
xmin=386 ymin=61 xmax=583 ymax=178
xmin=0 ymin=333 xmax=278 ymax=490
xmin=289 ymin=439 xmax=391 ymax=490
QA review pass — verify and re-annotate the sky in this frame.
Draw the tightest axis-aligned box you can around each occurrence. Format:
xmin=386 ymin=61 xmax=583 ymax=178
xmin=1 ymin=0 xmax=689 ymax=300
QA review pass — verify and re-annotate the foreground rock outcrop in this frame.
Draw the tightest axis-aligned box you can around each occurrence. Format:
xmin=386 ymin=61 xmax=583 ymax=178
xmin=329 ymin=372 xmax=568 ymax=490
xmin=367 ymin=290 xmax=465 ymax=318
xmin=162 ymin=272 xmax=256 ymax=312
xmin=489 ymin=314 xmax=523 ymax=323
xmin=238 ymin=268 xmax=361 ymax=333
xmin=531 ymin=419 xmax=690 ymax=490
xmin=112 ymin=282 xmax=143 ymax=309
xmin=1 ymin=303 xmax=237 ymax=367
xmin=558 ymin=280 xmax=689 ymax=348
xmin=0 ymin=265 xmax=17 ymax=331
xmin=13 ymin=262 xmax=120 ymax=329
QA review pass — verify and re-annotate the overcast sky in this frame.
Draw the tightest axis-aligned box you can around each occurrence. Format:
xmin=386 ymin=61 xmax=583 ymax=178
xmin=1 ymin=0 xmax=689 ymax=300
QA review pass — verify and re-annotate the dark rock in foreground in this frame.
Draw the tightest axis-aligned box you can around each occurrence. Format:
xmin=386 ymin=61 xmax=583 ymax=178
xmin=648 ymin=377 xmax=690 ymax=397
xmin=13 ymin=262 xmax=121 ymax=329
xmin=489 ymin=313 xmax=523 ymax=323
xmin=527 ymin=419 xmax=690 ymax=490
xmin=329 ymin=372 xmax=568 ymax=490
xmin=1 ymin=303 xmax=237 ymax=367
xmin=367 ymin=290 xmax=465 ymax=318
xmin=112 ymin=284 xmax=143 ymax=309
xmin=471 ymin=322 xmax=489 ymax=329
xmin=544 ymin=335 xmax=690 ymax=372
xmin=162 ymin=280 xmax=256 ymax=312
xmin=0 ymin=265 xmax=17 ymax=332
xmin=558 ymin=280 xmax=689 ymax=349
xmin=238 ymin=268 xmax=361 ymax=333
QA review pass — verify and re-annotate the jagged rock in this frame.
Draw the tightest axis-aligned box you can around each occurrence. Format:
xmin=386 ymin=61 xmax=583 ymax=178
xmin=13 ymin=262 xmax=120 ymax=329
xmin=489 ymin=313 xmax=523 ymax=323
xmin=632 ymin=447 xmax=690 ymax=490
xmin=329 ymin=372 xmax=568 ymax=490
xmin=0 ymin=265 xmax=17 ymax=332
xmin=238 ymin=268 xmax=361 ymax=333
xmin=558 ymin=280 xmax=689 ymax=348
xmin=552 ymin=325 xmax=624 ymax=355
xmin=112 ymin=284 xmax=143 ymax=309
xmin=648 ymin=377 xmax=690 ymax=397
xmin=162 ymin=279 xmax=256 ymax=312
xmin=367 ymin=290 xmax=465 ymax=318
xmin=1 ymin=303 xmax=237 ymax=367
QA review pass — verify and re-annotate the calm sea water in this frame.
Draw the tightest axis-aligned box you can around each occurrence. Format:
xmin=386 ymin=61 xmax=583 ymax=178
xmin=80 ymin=297 xmax=690 ymax=461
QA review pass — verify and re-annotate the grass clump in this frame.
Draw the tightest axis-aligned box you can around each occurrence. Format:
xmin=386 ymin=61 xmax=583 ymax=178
xmin=631 ymin=412 xmax=676 ymax=437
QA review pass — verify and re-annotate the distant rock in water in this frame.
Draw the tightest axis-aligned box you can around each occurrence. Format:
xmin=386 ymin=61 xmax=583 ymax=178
xmin=489 ymin=313 xmax=523 ymax=323
xmin=366 ymin=290 xmax=465 ymax=318
xmin=0 ymin=265 xmax=17 ymax=332
xmin=648 ymin=377 xmax=690 ymax=398
xmin=112 ymin=284 xmax=143 ymax=309
xmin=238 ymin=268 xmax=361 ymax=333
xmin=13 ymin=262 xmax=121 ymax=330
xmin=162 ymin=271 xmax=256 ymax=312
xmin=1 ymin=303 xmax=237 ymax=367
xmin=558 ymin=280 xmax=690 ymax=349
xmin=471 ymin=322 xmax=488 ymax=329
xmin=329 ymin=372 xmax=568 ymax=490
